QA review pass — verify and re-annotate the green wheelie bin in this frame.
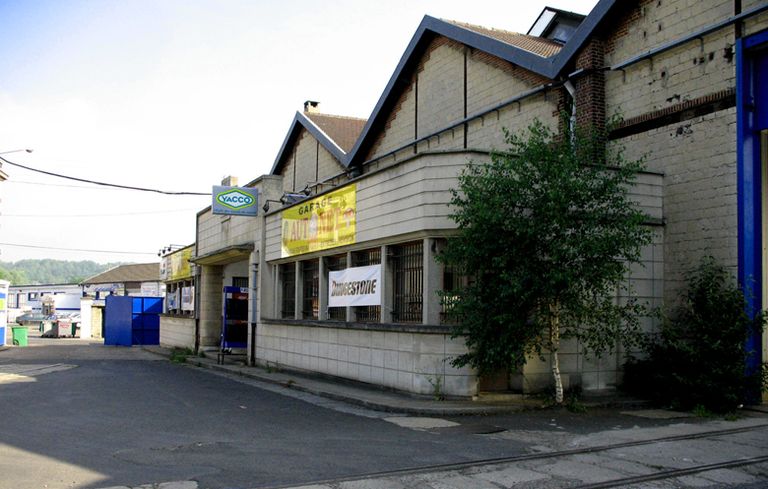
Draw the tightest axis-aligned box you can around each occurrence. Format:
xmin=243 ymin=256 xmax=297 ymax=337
xmin=11 ymin=326 xmax=28 ymax=347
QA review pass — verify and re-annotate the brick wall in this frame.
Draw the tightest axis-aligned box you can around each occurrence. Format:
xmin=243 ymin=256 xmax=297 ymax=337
xmin=366 ymin=35 xmax=560 ymax=164
xmin=574 ymin=38 xmax=606 ymax=135
xmin=618 ymin=110 xmax=738 ymax=305
xmin=280 ymin=127 xmax=346 ymax=193
xmin=604 ymin=1 xmax=736 ymax=122
xmin=293 ymin=129 xmax=317 ymax=193
xmin=317 ymin=143 xmax=344 ymax=183
xmin=197 ymin=209 xmax=258 ymax=257
xmin=602 ymin=0 xmax=745 ymax=301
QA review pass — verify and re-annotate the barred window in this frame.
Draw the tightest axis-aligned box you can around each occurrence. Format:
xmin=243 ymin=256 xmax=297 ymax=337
xmin=301 ymin=260 xmax=320 ymax=319
xmin=232 ymin=276 xmax=249 ymax=288
xmin=280 ymin=263 xmax=296 ymax=319
xmin=351 ymin=248 xmax=381 ymax=322
xmin=391 ymin=241 xmax=423 ymax=323
xmin=326 ymin=254 xmax=347 ymax=321
xmin=166 ymin=279 xmax=195 ymax=316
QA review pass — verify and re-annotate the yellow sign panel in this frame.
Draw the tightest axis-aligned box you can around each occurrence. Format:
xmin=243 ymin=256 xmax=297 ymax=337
xmin=281 ymin=184 xmax=356 ymax=257
xmin=169 ymin=247 xmax=193 ymax=280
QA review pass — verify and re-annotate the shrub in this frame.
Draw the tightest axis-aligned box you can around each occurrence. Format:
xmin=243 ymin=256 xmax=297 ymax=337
xmin=623 ymin=257 xmax=766 ymax=413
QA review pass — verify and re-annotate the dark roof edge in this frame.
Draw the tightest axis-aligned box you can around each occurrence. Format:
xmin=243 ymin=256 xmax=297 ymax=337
xmin=526 ymin=7 xmax=587 ymax=36
xmin=270 ymin=111 xmax=347 ymax=175
xmin=346 ymin=15 xmax=562 ymax=166
xmin=347 ymin=2 xmax=619 ymax=166
xmin=550 ymin=0 xmax=618 ymax=76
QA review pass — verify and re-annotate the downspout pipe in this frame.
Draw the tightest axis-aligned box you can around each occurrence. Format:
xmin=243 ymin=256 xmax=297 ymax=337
xmin=563 ymin=79 xmax=577 ymax=143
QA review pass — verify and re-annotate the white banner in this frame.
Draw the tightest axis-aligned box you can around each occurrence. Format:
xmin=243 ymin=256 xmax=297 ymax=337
xmin=328 ymin=265 xmax=381 ymax=307
xmin=181 ymin=286 xmax=194 ymax=311
xmin=166 ymin=290 xmax=180 ymax=310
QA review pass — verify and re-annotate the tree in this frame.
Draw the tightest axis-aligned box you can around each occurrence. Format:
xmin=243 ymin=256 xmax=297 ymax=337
xmin=0 ymin=266 xmax=29 ymax=285
xmin=440 ymin=121 xmax=652 ymax=404
xmin=0 ymin=260 xmax=120 ymax=284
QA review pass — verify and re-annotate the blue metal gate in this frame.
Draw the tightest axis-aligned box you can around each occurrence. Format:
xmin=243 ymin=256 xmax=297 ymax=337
xmin=104 ymin=296 xmax=163 ymax=346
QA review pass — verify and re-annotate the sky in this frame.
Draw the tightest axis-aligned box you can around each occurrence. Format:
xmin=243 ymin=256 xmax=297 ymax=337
xmin=0 ymin=0 xmax=598 ymax=265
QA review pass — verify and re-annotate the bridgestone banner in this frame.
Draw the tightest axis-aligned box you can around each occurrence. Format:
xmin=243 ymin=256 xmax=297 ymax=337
xmin=328 ymin=264 xmax=381 ymax=307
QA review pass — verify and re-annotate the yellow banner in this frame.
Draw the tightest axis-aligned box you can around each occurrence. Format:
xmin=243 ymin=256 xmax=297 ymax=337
xmin=281 ymin=184 xmax=356 ymax=257
xmin=169 ymin=247 xmax=193 ymax=280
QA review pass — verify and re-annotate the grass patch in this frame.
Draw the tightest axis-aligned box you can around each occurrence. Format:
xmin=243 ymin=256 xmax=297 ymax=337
xmin=170 ymin=347 xmax=194 ymax=364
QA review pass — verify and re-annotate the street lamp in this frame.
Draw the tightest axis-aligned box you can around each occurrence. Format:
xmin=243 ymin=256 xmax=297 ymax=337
xmin=0 ymin=149 xmax=33 ymax=156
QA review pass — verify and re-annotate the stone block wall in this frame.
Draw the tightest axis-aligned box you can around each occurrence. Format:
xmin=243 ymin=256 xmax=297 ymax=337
xmin=256 ymin=322 xmax=475 ymax=396
xmin=198 ymin=265 xmax=223 ymax=347
xmin=159 ymin=315 xmax=195 ymax=350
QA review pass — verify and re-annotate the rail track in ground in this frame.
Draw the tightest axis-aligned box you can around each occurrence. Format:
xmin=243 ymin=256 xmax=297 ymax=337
xmin=263 ymin=422 xmax=768 ymax=489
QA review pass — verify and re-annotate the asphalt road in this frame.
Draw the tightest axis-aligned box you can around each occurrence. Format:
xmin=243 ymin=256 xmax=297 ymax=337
xmin=3 ymin=332 xmax=767 ymax=489
xmin=0 ymin=334 xmax=531 ymax=489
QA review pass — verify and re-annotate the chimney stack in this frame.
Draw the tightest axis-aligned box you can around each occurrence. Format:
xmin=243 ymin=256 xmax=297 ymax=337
xmin=304 ymin=100 xmax=320 ymax=113
xmin=221 ymin=175 xmax=239 ymax=187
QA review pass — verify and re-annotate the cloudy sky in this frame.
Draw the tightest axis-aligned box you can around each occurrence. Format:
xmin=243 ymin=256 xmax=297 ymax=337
xmin=0 ymin=0 xmax=598 ymax=264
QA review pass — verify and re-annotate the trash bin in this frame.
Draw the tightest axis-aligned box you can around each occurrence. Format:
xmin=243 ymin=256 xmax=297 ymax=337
xmin=56 ymin=319 xmax=71 ymax=338
xmin=11 ymin=327 xmax=28 ymax=347
xmin=40 ymin=321 xmax=55 ymax=337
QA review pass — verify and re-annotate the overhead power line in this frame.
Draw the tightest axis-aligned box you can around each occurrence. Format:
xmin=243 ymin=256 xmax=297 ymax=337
xmin=7 ymin=180 xmax=151 ymax=190
xmin=0 ymin=156 xmax=211 ymax=196
xmin=0 ymin=242 xmax=156 ymax=255
xmin=4 ymin=208 xmax=199 ymax=218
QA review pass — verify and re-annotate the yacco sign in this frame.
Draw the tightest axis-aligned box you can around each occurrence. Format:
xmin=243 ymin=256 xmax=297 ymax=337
xmin=212 ymin=186 xmax=259 ymax=216
xmin=328 ymin=264 xmax=381 ymax=307
xmin=281 ymin=184 xmax=356 ymax=257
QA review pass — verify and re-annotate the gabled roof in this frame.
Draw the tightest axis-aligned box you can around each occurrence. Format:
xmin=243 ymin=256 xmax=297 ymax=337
xmin=81 ymin=263 xmax=160 ymax=285
xmin=270 ymin=110 xmax=366 ymax=175
xmin=305 ymin=112 xmax=366 ymax=153
xmin=447 ymin=20 xmax=564 ymax=58
xmin=346 ymin=0 xmax=619 ymax=167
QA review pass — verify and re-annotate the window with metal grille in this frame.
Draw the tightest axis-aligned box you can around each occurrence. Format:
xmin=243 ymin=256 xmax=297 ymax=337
xmin=351 ymin=248 xmax=381 ymax=322
xmin=232 ymin=276 xmax=248 ymax=288
xmin=391 ymin=241 xmax=423 ymax=323
xmin=279 ymin=263 xmax=296 ymax=319
xmin=326 ymin=254 xmax=347 ymax=321
xmin=301 ymin=260 xmax=319 ymax=319
xmin=166 ymin=279 xmax=195 ymax=317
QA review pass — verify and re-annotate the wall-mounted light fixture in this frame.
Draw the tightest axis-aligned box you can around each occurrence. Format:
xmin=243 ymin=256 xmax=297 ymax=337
xmin=157 ymin=244 xmax=185 ymax=257
xmin=262 ymin=199 xmax=282 ymax=213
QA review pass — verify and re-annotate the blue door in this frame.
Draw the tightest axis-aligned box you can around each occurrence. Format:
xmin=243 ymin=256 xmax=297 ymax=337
xmin=737 ymin=30 xmax=768 ymax=395
xmin=221 ymin=286 xmax=248 ymax=349
xmin=104 ymin=296 xmax=163 ymax=346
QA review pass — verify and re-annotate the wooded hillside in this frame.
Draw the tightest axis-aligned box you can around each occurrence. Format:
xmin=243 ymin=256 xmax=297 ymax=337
xmin=0 ymin=260 xmax=124 ymax=285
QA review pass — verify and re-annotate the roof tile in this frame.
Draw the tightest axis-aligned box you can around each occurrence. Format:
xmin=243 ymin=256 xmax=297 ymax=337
xmin=82 ymin=263 xmax=160 ymax=284
xmin=305 ymin=113 xmax=367 ymax=153
xmin=446 ymin=20 xmax=564 ymax=58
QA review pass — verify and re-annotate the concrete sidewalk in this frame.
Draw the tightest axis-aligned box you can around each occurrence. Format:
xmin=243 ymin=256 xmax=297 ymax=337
xmin=142 ymin=345 xmax=646 ymax=416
